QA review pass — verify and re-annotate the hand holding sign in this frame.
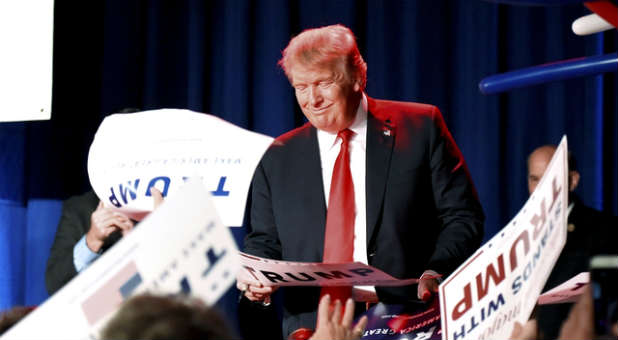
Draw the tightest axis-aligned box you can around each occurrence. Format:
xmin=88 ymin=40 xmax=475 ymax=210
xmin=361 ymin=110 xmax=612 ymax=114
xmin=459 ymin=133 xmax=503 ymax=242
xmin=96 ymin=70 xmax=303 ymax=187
xmin=439 ymin=136 xmax=569 ymax=340
xmin=85 ymin=202 xmax=134 ymax=252
xmin=237 ymin=252 xmax=433 ymax=288
xmin=236 ymin=275 xmax=278 ymax=304
xmin=418 ymin=271 xmax=441 ymax=302
xmin=87 ymin=109 xmax=273 ymax=226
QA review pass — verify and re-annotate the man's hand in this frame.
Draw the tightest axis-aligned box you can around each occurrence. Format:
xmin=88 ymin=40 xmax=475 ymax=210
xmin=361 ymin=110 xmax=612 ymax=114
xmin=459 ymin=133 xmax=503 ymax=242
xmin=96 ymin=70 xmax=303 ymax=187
xmin=309 ymin=295 xmax=368 ymax=340
xmin=417 ymin=271 xmax=440 ymax=302
xmin=557 ymin=285 xmax=594 ymax=340
xmin=85 ymin=201 xmax=134 ymax=252
xmin=236 ymin=276 xmax=277 ymax=304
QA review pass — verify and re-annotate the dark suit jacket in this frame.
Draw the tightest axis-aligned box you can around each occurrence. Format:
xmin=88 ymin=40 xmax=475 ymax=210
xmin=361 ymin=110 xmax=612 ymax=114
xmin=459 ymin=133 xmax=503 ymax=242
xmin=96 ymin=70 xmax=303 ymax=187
xmin=536 ymin=196 xmax=617 ymax=339
xmin=45 ymin=190 xmax=120 ymax=295
xmin=244 ymin=96 xmax=485 ymax=336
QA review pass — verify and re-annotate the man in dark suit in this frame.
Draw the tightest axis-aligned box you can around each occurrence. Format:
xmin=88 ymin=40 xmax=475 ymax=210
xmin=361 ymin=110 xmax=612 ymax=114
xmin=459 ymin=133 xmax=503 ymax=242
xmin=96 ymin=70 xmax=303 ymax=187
xmin=45 ymin=190 xmax=134 ymax=295
xmin=237 ymin=24 xmax=484 ymax=338
xmin=528 ymin=145 xmax=617 ymax=339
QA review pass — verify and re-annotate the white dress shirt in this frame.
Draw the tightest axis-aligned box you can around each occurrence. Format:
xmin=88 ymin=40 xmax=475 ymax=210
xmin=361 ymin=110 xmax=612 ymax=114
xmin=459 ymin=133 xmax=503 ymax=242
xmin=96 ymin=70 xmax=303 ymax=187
xmin=317 ymin=93 xmax=372 ymax=292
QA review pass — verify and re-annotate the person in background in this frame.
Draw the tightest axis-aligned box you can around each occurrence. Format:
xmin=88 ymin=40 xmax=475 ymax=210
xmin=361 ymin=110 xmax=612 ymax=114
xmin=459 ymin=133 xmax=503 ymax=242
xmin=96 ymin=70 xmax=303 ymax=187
xmin=45 ymin=108 xmax=165 ymax=295
xmin=100 ymin=294 xmax=237 ymax=340
xmin=527 ymin=145 xmax=617 ymax=339
xmin=45 ymin=190 xmax=133 ymax=295
xmin=101 ymin=293 xmax=366 ymax=340
xmin=0 ymin=306 xmax=35 ymax=336
xmin=46 ymin=185 xmax=163 ymax=295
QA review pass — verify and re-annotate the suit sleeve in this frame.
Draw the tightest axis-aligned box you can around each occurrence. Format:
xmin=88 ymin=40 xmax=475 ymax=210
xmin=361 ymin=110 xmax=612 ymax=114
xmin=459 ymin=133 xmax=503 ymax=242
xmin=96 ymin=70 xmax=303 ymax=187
xmin=45 ymin=198 xmax=89 ymax=295
xmin=243 ymin=159 xmax=283 ymax=260
xmin=426 ymin=106 xmax=485 ymax=275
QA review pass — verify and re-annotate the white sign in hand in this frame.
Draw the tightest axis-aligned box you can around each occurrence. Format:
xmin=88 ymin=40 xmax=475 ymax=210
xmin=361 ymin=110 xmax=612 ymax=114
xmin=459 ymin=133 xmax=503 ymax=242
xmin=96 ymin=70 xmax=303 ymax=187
xmin=88 ymin=109 xmax=273 ymax=226
xmin=238 ymin=252 xmax=427 ymax=287
xmin=439 ymin=136 xmax=569 ymax=340
xmin=3 ymin=178 xmax=239 ymax=340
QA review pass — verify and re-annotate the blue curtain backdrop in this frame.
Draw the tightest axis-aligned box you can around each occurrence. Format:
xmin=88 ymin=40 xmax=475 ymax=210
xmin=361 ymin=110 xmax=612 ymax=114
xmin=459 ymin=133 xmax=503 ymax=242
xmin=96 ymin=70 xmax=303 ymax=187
xmin=1 ymin=0 xmax=616 ymax=334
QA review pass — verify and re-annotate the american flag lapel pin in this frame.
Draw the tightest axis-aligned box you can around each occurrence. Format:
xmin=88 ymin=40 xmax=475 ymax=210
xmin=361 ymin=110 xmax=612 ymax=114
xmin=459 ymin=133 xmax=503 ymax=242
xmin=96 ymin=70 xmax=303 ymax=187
xmin=383 ymin=119 xmax=393 ymax=136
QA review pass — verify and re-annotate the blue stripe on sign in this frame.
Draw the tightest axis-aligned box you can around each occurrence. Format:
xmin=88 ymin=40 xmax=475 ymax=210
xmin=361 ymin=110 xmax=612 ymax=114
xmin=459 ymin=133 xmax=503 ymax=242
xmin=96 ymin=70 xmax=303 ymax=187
xmin=119 ymin=272 xmax=143 ymax=298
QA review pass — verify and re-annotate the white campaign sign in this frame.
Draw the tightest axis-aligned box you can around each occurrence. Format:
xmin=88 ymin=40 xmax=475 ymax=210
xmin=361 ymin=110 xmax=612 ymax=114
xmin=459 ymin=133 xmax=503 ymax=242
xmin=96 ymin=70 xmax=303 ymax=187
xmin=439 ymin=136 xmax=569 ymax=340
xmin=3 ymin=179 xmax=240 ymax=340
xmin=87 ymin=109 xmax=274 ymax=226
xmin=238 ymin=252 xmax=423 ymax=287
xmin=0 ymin=0 xmax=53 ymax=122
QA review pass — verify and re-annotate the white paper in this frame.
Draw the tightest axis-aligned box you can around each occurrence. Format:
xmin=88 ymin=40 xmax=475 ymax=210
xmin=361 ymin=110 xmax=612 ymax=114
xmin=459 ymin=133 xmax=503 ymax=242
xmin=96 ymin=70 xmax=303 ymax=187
xmin=439 ymin=136 xmax=569 ymax=340
xmin=0 ymin=0 xmax=53 ymax=122
xmin=3 ymin=178 xmax=240 ymax=340
xmin=87 ymin=109 xmax=273 ymax=226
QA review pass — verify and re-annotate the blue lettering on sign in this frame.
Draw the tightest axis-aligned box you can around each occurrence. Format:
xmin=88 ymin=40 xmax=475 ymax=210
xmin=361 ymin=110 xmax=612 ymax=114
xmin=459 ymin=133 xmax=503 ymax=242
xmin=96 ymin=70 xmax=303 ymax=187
xmin=119 ymin=272 xmax=143 ymax=298
xmin=108 ymin=175 xmax=231 ymax=207
xmin=180 ymin=276 xmax=191 ymax=294
xmin=119 ymin=179 xmax=140 ymax=204
xmin=211 ymin=176 xmax=230 ymax=196
xmin=109 ymin=188 xmax=122 ymax=207
xmin=145 ymin=176 xmax=171 ymax=196
xmin=453 ymin=293 xmax=505 ymax=340
xmin=203 ymin=247 xmax=227 ymax=277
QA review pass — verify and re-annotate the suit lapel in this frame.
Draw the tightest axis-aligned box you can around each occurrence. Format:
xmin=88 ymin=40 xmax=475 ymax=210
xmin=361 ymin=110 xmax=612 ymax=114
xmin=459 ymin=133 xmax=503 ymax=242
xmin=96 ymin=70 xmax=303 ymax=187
xmin=365 ymin=99 xmax=395 ymax=248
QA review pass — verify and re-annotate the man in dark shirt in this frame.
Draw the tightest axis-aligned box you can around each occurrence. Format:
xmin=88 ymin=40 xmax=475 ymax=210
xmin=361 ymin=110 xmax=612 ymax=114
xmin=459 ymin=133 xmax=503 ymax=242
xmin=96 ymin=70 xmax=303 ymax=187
xmin=528 ymin=145 xmax=617 ymax=339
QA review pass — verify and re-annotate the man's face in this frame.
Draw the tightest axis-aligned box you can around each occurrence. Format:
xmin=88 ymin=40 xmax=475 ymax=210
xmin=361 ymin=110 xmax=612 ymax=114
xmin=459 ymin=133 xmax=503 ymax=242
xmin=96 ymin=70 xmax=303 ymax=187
xmin=290 ymin=63 xmax=361 ymax=133
xmin=527 ymin=150 xmax=551 ymax=195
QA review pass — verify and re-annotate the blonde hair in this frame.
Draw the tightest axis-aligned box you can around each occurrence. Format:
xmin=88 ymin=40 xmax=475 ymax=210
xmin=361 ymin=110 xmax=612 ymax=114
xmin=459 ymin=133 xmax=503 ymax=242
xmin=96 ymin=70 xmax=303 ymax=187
xmin=279 ymin=24 xmax=367 ymax=90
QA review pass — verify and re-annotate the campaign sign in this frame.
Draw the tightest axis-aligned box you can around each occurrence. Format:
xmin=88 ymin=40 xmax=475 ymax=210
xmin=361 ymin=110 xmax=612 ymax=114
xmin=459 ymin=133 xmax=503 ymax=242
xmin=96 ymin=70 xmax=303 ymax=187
xmin=360 ymin=298 xmax=441 ymax=340
xmin=87 ymin=109 xmax=273 ymax=226
xmin=238 ymin=252 xmax=423 ymax=287
xmin=538 ymin=272 xmax=589 ymax=305
xmin=3 ymin=178 xmax=239 ymax=340
xmin=439 ymin=136 xmax=569 ymax=340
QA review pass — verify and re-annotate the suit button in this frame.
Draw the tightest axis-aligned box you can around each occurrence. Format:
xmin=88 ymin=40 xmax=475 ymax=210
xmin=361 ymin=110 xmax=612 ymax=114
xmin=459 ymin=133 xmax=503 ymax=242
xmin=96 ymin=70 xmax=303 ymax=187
xmin=368 ymin=252 xmax=376 ymax=258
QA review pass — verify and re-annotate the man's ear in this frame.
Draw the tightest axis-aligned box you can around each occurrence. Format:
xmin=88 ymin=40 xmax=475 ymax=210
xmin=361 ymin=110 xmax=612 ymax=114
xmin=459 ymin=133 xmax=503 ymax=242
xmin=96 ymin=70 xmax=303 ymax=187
xmin=568 ymin=170 xmax=580 ymax=192
xmin=353 ymin=78 xmax=361 ymax=92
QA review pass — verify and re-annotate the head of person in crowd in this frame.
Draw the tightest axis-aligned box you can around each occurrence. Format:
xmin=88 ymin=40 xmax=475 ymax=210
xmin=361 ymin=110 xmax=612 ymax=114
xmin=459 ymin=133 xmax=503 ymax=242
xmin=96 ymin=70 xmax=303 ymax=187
xmin=278 ymin=24 xmax=367 ymax=133
xmin=0 ymin=306 xmax=35 ymax=336
xmin=527 ymin=145 xmax=580 ymax=197
xmin=100 ymin=293 xmax=236 ymax=340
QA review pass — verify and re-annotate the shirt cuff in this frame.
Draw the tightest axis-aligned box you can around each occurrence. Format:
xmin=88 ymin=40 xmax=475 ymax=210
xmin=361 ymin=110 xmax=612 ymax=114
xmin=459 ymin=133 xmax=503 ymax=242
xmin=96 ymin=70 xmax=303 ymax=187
xmin=73 ymin=235 xmax=101 ymax=272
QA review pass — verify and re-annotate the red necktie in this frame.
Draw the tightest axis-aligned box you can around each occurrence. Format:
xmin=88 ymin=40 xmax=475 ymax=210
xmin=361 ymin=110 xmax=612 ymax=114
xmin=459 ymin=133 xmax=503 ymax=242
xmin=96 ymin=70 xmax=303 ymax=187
xmin=321 ymin=129 xmax=355 ymax=304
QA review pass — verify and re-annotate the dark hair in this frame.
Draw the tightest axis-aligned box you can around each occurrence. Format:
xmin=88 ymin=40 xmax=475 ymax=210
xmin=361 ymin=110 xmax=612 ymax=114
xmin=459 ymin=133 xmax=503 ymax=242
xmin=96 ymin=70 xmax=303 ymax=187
xmin=101 ymin=294 xmax=237 ymax=339
xmin=0 ymin=306 xmax=35 ymax=336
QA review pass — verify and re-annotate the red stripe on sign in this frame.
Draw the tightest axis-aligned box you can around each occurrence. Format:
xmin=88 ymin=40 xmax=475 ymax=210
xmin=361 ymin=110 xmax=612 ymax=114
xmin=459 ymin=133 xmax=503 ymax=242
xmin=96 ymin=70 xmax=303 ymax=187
xmin=80 ymin=261 xmax=139 ymax=325
xmin=239 ymin=252 xmax=263 ymax=261
xmin=440 ymin=250 xmax=484 ymax=339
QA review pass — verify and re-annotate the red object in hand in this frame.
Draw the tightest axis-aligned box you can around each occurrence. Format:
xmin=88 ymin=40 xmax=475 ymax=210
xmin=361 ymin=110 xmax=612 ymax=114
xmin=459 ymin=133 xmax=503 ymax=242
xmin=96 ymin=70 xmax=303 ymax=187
xmin=288 ymin=327 xmax=315 ymax=340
